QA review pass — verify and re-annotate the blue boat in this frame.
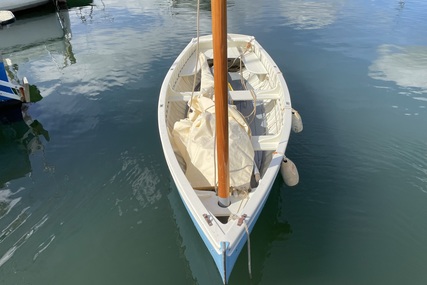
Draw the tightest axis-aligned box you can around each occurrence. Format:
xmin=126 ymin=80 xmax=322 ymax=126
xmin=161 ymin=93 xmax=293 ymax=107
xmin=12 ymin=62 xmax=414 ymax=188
xmin=0 ymin=56 xmax=30 ymax=106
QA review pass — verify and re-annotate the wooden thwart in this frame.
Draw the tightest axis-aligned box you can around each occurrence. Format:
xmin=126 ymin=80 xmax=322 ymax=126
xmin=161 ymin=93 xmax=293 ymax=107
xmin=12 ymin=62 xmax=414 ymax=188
xmin=179 ymin=47 xmax=267 ymax=77
xmin=167 ymin=89 xmax=279 ymax=102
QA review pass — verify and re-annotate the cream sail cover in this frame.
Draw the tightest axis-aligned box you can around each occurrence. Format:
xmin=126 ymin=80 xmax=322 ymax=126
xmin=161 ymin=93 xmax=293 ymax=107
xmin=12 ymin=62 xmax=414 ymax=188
xmin=172 ymin=53 xmax=254 ymax=190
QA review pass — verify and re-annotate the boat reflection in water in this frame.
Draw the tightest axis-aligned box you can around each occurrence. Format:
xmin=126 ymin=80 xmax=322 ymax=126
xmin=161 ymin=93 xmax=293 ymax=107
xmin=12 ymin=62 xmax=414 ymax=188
xmin=1 ymin=6 xmax=71 ymax=52
xmin=1 ymin=1 xmax=94 ymax=103
xmin=0 ymin=7 xmax=77 ymax=99
xmin=0 ymin=105 xmax=49 ymax=187
xmin=0 ymin=105 xmax=50 ymax=268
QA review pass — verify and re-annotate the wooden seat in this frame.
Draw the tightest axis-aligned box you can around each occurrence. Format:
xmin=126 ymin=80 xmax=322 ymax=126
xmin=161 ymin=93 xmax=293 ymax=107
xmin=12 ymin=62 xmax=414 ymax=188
xmin=180 ymin=47 xmax=242 ymax=76
xmin=251 ymin=135 xmax=280 ymax=151
xmin=167 ymin=89 xmax=278 ymax=102
xmin=241 ymin=52 xmax=267 ymax=75
xmin=229 ymin=90 xmax=279 ymax=101
xmin=179 ymin=47 xmax=268 ymax=77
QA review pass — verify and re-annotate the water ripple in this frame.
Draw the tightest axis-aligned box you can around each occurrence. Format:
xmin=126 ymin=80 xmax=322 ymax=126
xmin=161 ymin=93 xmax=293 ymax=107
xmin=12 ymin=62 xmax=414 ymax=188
xmin=0 ymin=214 xmax=49 ymax=268
xmin=0 ymin=206 xmax=30 ymax=244
xmin=0 ymin=188 xmax=24 ymax=221
xmin=33 ymin=234 xmax=56 ymax=261
xmin=110 ymin=151 xmax=161 ymax=212
xmin=280 ymin=0 xmax=345 ymax=30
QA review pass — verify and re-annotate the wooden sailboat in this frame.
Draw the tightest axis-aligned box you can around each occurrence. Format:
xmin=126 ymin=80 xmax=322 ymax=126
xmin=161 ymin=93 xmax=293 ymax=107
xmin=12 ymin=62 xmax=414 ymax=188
xmin=158 ymin=0 xmax=299 ymax=283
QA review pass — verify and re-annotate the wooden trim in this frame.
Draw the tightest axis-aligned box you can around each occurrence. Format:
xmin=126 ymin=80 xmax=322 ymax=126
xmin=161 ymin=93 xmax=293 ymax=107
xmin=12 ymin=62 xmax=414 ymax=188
xmin=211 ymin=0 xmax=230 ymax=205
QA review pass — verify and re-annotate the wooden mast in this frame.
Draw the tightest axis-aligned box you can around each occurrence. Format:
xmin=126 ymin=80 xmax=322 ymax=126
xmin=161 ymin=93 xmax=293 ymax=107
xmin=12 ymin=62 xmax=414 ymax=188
xmin=211 ymin=0 xmax=230 ymax=207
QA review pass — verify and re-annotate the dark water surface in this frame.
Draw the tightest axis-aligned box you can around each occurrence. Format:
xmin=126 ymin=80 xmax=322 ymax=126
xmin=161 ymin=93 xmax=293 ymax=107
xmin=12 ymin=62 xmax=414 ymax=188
xmin=1 ymin=0 xmax=426 ymax=284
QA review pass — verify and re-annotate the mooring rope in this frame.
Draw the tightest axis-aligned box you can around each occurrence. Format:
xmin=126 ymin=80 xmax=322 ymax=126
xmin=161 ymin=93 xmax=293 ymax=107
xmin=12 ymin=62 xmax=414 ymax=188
xmin=243 ymin=220 xmax=252 ymax=279
xmin=229 ymin=188 xmax=252 ymax=279
xmin=229 ymin=210 xmax=252 ymax=280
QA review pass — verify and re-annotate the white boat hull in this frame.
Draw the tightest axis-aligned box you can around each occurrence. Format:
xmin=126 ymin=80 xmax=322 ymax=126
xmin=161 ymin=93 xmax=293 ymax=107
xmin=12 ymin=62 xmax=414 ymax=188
xmin=0 ymin=0 xmax=50 ymax=12
xmin=158 ymin=34 xmax=292 ymax=283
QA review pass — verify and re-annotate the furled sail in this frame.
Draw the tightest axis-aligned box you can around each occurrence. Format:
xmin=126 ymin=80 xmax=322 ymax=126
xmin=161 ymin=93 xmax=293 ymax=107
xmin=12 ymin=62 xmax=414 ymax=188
xmin=172 ymin=53 xmax=254 ymax=190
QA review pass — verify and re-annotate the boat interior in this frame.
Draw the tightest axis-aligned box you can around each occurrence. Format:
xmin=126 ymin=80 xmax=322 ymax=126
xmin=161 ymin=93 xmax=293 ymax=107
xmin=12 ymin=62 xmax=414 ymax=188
xmin=164 ymin=39 xmax=286 ymax=220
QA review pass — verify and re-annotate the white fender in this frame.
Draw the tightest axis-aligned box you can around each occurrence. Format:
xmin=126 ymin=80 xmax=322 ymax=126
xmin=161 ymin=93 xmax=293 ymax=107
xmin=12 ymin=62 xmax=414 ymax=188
xmin=281 ymin=157 xmax=299 ymax=187
xmin=0 ymin=10 xmax=15 ymax=26
xmin=292 ymin=109 xmax=303 ymax=133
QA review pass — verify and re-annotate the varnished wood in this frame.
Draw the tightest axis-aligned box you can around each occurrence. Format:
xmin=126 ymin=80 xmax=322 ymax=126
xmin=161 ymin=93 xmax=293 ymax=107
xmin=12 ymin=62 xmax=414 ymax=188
xmin=211 ymin=0 xmax=230 ymax=205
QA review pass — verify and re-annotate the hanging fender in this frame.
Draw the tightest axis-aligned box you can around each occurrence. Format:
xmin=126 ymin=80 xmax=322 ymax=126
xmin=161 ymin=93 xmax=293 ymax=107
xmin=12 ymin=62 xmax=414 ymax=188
xmin=291 ymin=109 xmax=303 ymax=133
xmin=281 ymin=157 xmax=299 ymax=186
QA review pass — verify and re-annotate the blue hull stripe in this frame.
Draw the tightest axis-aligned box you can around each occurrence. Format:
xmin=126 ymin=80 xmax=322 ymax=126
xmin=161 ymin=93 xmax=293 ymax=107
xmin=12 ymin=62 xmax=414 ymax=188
xmin=0 ymin=59 xmax=20 ymax=102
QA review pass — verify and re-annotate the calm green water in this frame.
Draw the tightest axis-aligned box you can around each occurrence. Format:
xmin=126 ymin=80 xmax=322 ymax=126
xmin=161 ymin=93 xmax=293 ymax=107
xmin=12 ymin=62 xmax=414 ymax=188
xmin=1 ymin=0 xmax=426 ymax=284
